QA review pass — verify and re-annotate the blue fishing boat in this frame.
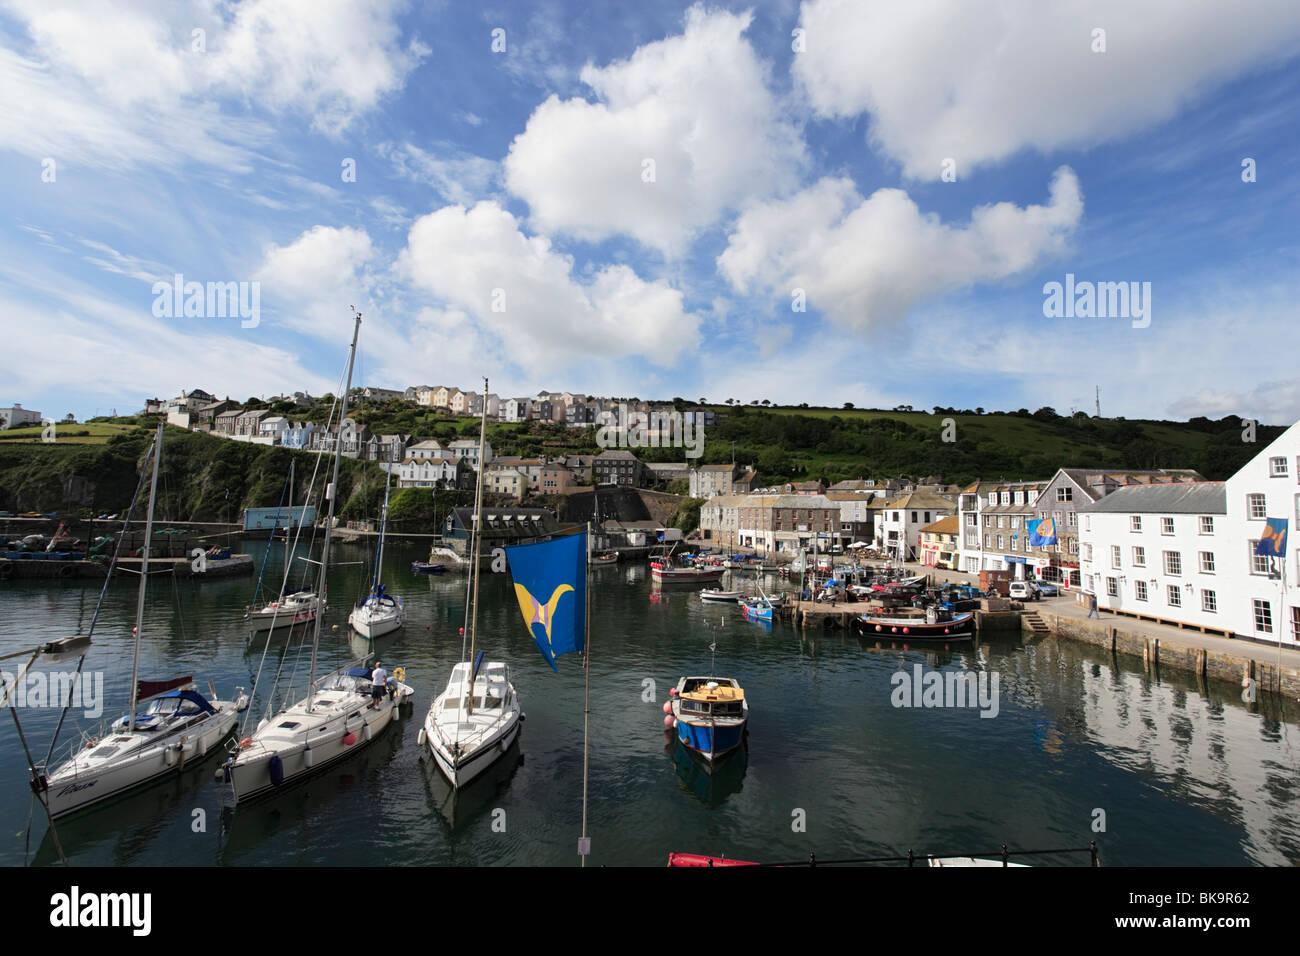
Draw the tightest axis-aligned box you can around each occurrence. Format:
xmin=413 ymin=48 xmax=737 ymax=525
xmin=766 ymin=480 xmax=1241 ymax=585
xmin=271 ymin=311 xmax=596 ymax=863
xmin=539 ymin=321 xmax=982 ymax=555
xmin=670 ymin=675 xmax=748 ymax=764
xmin=738 ymin=598 xmax=773 ymax=622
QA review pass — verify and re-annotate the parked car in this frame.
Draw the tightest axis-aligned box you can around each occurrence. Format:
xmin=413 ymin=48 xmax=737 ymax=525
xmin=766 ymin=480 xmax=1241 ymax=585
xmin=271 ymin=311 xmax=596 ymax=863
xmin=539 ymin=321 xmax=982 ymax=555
xmin=1035 ymin=582 xmax=1061 ymax=597
xmin=1009 ymin=581 xmax=1038 ymax=601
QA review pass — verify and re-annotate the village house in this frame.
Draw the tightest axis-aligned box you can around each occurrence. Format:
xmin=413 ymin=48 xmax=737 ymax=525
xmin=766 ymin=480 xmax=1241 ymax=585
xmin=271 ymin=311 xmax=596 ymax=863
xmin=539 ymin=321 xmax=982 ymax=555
xmin=956 ymin=480 xmax=1048 ymax=579
xmin=918 ymin=515 xmax=960 ymax=569
xmin=396 ymin=454 xmax=461 ymax=489
xmin=874 ymin=491 xmax=957 ymax=562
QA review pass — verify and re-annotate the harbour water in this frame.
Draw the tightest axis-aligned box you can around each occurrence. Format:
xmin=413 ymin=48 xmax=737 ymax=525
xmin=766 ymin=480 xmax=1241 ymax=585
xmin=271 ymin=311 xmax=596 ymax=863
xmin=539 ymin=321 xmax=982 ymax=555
xmin=2 ymin=538 xmax=1298 ymax=867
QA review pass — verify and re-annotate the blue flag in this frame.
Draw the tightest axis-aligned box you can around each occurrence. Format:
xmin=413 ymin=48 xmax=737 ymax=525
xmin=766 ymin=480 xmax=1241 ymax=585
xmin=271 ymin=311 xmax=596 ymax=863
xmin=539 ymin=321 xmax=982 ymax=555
xmin=1027 ymin=517 xmax=1057 ymax=547
xmin=506 ymin=532 xmax=587 ymax=671
xmin=1255 ymin=518 xmax=1288 ymax=557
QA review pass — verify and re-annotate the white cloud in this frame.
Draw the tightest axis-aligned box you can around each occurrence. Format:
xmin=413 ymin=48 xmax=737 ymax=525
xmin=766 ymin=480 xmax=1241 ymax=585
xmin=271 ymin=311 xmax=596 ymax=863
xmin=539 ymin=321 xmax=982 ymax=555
xmin=398 ymin=200 xmax=700 ymax=366
xmin=718 ymin=167 xmax=1083 ymax=330
xmin=503 ymin=6 xmax=805 ymax=254
xmin=0 ymin=0 xmax=426 ymax=170
xmin=376 ymin=142 xmax=499 ymax=206
xmin=794 ymin=0 xmax=1300 ymax=179
xmin=254 ymin=226 xmax=376 ymax=340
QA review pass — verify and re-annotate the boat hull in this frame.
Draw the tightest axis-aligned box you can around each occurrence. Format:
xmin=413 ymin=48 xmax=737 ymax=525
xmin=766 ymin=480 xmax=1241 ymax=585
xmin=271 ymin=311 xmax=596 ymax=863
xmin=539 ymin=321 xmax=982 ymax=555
xmin=673 ymin=713 xmax=746 ymax=763
xmin=45 ymin=707 xmax=239 ymax=818
xmin=854 ymin=611 xmax=975 ymax=641
xmin=425 ymin=712 xmax=521 ymax=789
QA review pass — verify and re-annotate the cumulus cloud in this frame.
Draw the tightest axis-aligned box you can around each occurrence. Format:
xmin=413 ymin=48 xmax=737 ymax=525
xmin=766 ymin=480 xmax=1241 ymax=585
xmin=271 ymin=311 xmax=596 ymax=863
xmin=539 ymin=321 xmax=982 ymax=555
xmin=398 ymin=201 xmax=700 ymax=366
xmin=794 ymin=0 xmax=1300 ymax=179
xmin=718 ymin=166 xmax=1083 ymax=329
xmin=254 ymin=225 xmax=376 ymax=340
xmin=504 ymin=5 xmax=805 ymax=254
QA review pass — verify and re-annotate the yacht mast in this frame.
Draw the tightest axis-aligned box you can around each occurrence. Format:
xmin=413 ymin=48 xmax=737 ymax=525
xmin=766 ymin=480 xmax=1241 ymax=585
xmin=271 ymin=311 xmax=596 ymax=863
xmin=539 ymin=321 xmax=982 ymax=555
xmin=128 ymin=423 xmax=163 ymax=733
xmin=308 ymin=308 xmax=361 ymax=713
xmin=465 ymin=375 xmax=489 ymax=712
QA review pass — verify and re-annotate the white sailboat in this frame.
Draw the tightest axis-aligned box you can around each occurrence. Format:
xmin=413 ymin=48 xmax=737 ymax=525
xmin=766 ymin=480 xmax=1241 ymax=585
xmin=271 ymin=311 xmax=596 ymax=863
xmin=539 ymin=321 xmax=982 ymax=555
xmin=223 ymin=310 xmax=413 ymax=804
xmin=422 ymin=375 xmax=522 ymax=788
xmin=348 ymin=465 xmax=405 ymax=639
xmin=245 ymin=458 xmax=322 ymax=633
xmin=41 ymin=423 xmax=247 ymax=818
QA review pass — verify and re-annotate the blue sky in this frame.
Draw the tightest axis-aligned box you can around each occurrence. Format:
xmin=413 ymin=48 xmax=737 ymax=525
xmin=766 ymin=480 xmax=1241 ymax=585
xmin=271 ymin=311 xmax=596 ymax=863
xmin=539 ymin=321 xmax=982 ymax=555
xmin=2 ymin=0 xmax=1298 ymax=423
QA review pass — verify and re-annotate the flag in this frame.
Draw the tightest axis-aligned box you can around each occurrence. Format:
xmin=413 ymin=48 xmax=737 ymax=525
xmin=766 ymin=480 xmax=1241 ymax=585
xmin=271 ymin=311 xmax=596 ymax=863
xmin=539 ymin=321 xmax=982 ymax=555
xmin=506 ymin=531 xmax=587 ymax=671
xmin=1027 ymin=517 xmax=1057 ymax=547
xmin=1255 ymin=518 xmax=1288 ymax=557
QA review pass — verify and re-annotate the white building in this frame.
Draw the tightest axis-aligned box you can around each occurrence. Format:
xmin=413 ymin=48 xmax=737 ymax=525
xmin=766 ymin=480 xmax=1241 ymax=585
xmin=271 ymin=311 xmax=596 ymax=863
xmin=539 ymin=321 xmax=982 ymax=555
xmin=0 ymin=404 xmax=43 ymax=430
xmin=1222 ymin=421 xmax=1300 ymax=644
xmin=875 ymin=492 xmax=955 ymax=561
xmin=1079 ymin=482 xmax=1228 ymax=632
xmin=447 ymin=438 xmax=493 ymax=471
xmin=396 ymin=455 xmax=461 ymax=488
xmin=504 ymin=398 xmax=531 ymax=423
xmin=1077 ymin=420 xmax=1300 ymax=645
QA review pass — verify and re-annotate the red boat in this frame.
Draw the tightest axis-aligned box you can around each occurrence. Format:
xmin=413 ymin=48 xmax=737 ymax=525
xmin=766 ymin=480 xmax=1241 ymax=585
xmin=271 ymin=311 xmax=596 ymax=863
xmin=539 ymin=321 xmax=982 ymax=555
xmin=667 ymin=853 xmax=758 ymax=867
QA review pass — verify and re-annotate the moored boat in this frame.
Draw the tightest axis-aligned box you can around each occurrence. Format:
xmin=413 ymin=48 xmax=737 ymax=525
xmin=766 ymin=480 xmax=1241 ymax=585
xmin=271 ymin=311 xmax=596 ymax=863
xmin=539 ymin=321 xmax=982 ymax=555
xmin=670 ymin=676 xmax=748 ymax=763
xmin=854 ymin=606 xmax=974 ymax=641
xmin=700 ymin=588 xmax=741 ymax=602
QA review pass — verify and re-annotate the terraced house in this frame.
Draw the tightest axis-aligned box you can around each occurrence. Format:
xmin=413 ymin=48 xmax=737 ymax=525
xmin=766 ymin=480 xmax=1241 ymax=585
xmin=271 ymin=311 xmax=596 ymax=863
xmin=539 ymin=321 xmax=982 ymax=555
xmin=956 ymin=480 xmax=1047 ymax=579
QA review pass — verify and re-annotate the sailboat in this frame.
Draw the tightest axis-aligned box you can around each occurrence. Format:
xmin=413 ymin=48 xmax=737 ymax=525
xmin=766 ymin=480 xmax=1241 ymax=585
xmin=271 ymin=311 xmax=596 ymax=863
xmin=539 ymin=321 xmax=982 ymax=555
xmin=421 ymin=376 xmax=523 ymax=788
xmin=245 ymin=458 xmax=321 ymax=633
xmin=40 ymin=423 xmax=247 ymax=819
xmin=348 ymin=465 xmax=405 ymax=639
xmin=222 ymin=310 xmax=413 ymax=804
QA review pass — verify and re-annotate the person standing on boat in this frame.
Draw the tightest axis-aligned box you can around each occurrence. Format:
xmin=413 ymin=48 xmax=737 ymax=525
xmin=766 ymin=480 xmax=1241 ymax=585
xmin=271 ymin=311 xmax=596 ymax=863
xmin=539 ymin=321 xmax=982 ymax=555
xmin=370 ymin=661 xmax=388 ymax=709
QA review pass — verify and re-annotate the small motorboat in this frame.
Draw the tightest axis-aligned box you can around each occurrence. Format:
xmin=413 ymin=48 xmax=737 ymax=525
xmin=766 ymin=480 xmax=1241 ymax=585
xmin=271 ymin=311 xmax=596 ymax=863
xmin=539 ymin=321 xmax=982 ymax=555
xmin=738 ymin=598 xmax=774 ymax=622
xmin=700 ymin=588 xmax=742 ymax=602
xmin=670 ymin=676 xmax=748 ymax=763
xmin=591 ymin=550 xmax=619 ymax=566
xmin=411 ymin=561 xmax=447 ymax=574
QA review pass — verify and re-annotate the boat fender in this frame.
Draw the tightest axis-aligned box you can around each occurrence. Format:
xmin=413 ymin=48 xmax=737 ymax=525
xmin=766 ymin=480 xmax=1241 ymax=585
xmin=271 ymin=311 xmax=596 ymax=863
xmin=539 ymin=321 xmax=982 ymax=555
xmin=268 ymin=754 xmax=284 ymax=786
xmin=417 ymin=727 xmax=427 ymax=747
xmin=662 ymin=701 xmax=672 ymax=715
xmin=363 ymin=721 xmax=372 ymax=742
xmin=343 ymin=732 xmax=357 ymax=746
xmin=664 ymin=714 xmax=674 ymax=729
xmin=165 ymin=745 xmax=178 ymax=767
xmin=303 ymin=746 xmax=313 ymax=768
xmin=902 ymin=627 xmax=909 ymax=634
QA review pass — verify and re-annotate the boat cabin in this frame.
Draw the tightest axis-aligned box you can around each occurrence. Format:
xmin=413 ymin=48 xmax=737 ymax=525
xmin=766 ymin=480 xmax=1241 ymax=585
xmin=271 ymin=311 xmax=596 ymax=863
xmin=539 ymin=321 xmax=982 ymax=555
xmin=677 ymin=679 xmax=745 ymax=719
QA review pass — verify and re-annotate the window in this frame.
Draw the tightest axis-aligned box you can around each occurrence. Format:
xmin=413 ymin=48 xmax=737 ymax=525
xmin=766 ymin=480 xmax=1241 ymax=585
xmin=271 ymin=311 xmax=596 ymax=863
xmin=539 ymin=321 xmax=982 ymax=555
xmin=1084 ymin=543 xmax=1093 ymax=562
xmin=1270 ymin=456 xmax=1288 ymax=477
xmin=1132 ymin=546 xmax=1145 ymax=567
xmin=997 ymin=535 xmax=1004 ymax=549
xmin=1164 ymin=551 xmax=1182 ymax=576
xmin=1161 ymin=517 xmax=1174 ymax=535
xmin=1130 ymin=516 xmax=1142 ymax=532
xmin=1199 ymin=515 xmax=1214 ymax=534
xmin=1249 ymin=542 xmax=1271 ymax=575
xmin=1070 ymin=538 xmax=1079 ymax=555
xmin=1001 ymin=492 xmax=1010 ymax=505
xmin=983 ymin=534 xmax=990 ymax=548
xmin=1135 ymin=580 xmax=1148 ymax=601
xmin=1068 ymin=512 xmax=1077 ymax=528
xmin=925 ymin=512 xmax=931 ymax=523
xmin=1197 ymin=551 xmax=1214 ymax=573
xmin=1292 ymin=606 xmax=1300 ymax=643
xmin=1254 ymin=599 xmax=1273 ymax=633
xmin=1011 ymin=516 xmax=1020 ymax=528
xmin=911 ymin=512 xmax=917 ymax=523
xmin=1057 ymin=487 xmax=1073 ymax=502
xmin=1028 ymin=490 xmax=1039 ymax=505
xmin=1111 ymin=545 xmax=1122 ymax=569
xmin=988 ymin=493 xmax=997 ymax=506
xmin=1167 ymin=585 xmax=1181 ymax=607
xmin=1106 ymin=577 xmax=1118 ymax=597
xmin=1247 ymin=493 xmax=1267 ymax=519
xmin=1202 ymin=590 xmax=1217 ymax=613
xmin=1014 ymin=491 xmax=1024 ymax=505
xmin=997 ymin=516 xmax=1005 ymax=528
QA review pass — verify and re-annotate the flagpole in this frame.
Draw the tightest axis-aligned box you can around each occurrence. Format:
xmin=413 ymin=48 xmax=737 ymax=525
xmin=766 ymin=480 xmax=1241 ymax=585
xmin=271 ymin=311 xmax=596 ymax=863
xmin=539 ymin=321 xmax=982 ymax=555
xmin=580 ymin=519 xmax=592 ymax=867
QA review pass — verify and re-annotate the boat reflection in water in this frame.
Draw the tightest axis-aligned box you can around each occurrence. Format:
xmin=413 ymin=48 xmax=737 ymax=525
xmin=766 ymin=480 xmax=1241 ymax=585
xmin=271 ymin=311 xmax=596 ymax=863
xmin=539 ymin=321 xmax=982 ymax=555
xmin=421 ymin=735 xmax=524 ymax=830
xmin=669 ymin=733 xmax=748 ymax=808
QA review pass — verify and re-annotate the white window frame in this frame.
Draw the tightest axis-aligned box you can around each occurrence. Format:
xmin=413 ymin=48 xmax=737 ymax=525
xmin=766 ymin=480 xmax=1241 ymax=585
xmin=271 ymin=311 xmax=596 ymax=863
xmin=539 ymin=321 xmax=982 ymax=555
xmin=1167 ymin=585 xmax=1181 ymax=607
xmin=1130 ymin=516 xmax=1142 ymax=533
xmin=1134 ymin=580 xmax=1148 ymax=602
xmin=1269 ymin=456 xmax=1288 ymax=477
xmin=1202 ymin=590 xmax=1217 ymax=613
xmin=1132 ymin=546 xmax=1145 ymax=567
xmin=1199 ymin=515 xmax=1214 ymax=535
xmin=1247 ymin=493 xmax=1267 ymax=520
xmin=1160 ymin=517 xmax=1175 ymax=535
xmin=1164 ymin=551 xmax=1182 ymax=576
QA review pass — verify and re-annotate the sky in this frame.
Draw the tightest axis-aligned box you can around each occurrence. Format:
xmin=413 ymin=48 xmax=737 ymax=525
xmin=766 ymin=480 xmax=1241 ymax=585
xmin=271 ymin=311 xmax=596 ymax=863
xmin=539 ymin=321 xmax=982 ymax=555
xmin=2 ymin=0 xmax=1298 ymax=424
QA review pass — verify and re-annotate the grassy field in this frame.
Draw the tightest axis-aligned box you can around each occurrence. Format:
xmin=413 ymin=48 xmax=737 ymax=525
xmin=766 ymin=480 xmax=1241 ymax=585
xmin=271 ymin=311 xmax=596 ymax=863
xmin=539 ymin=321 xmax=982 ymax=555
xmin=0 ymin=422 xmax=134 ymax=444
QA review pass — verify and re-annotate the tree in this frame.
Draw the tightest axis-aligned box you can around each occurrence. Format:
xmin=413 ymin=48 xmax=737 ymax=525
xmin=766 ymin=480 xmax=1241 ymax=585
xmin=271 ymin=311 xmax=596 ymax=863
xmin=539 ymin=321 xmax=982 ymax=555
xmin=843 ymin=402 xmax=855 ymax=410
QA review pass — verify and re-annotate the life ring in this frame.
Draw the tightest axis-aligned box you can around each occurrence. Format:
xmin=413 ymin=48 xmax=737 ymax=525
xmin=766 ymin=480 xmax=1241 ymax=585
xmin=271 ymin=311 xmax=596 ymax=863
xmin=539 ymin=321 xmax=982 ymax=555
xmin=393 ymin=666 xmax=406 ymax=683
